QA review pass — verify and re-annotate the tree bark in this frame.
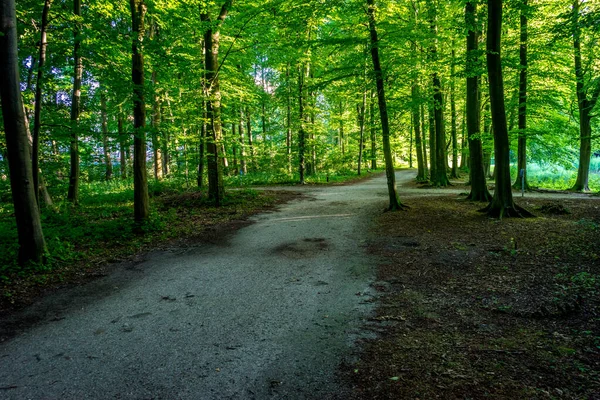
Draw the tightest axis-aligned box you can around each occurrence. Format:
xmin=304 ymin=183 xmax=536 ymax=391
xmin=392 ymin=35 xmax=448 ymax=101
xmin=412 ymin=82 xmax=426 ymax=181
xmin=286 ymin=62 xmax=292 ymax=173
xmin=570 ymin=0 xmax=599 ymax=192
xmin=201 ymin=1 xmax=230 ymax=204
xmin=130 ymin=0 xmax=150 ymax=223
xmin=367 ymin=0 xmax=403 ymax=210
xmin=369 ymin=90 xmax=377 ymax=170
xmin=32 ymin=0 xmax=52 ymax=204
xmin=298 ymin=63 xmax=306 ymax=184
xmin=67 ymin=0 xmax=82 ymax=204
xmin=118 ymin=112 xmax=127 ymax=179
xmin=450 ymin=47 xmax=459 ymax=179
xmin=0 ymin=0 xmax=47 ymax=264
xmin=151 ymin=71 xmax=163 ymax=181
xmin=483 ymin=0 xmax=530 ymax=218
xmin=513 ymin=0 xmax=530 ymax=190
xmin=357 ymin=90 xmax=367 ymax=176
xmin=238 ymin=107 xmax=247 ymax=175
xmin=465 ymin=1 xmax=491 ymax=201
xmin=101 ymin=93 xmax=112 ymax=180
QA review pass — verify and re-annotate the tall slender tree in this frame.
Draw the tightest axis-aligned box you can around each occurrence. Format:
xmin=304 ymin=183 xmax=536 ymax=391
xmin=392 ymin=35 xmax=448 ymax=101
xmin=465 ymin=1 xmax=491 ymax=202
xmin=130 ymin=0 xmax=150 ymax=223
xmin=0 ymin=0 xmax=47 ymax=264
xmin=483 ymin=0 xmax=530 ymax=218
xmin=67 ymin=0 xmax=82 ymax=204
xmin=367 ymin=0 xmax=404 ymax=210
xmin=570 ymin=0 xmax=600 ymax=192
xmin=513 ymin=0 xmax=530 ymax=190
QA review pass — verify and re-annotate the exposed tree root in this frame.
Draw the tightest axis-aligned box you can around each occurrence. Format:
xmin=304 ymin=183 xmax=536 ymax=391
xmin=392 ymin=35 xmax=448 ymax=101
xmin=466 ymin=189 xmax=492 ymax=202
xmin=479 ymin=202 xmax=535 ymax=219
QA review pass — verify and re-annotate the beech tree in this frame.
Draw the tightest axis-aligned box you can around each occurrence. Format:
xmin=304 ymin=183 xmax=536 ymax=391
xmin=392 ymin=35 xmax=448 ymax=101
xmin=465 ymin=0 xmax=491 ymax=202
xmin=0 ymin=0 xmax=47 ymax=264
xmin=367 ymin=0 xmax=404 ymax=211
xmin=130 ymin=0 xmax=150 ymax=223
xmin=483 ymin=0 xmax=530 ymax=218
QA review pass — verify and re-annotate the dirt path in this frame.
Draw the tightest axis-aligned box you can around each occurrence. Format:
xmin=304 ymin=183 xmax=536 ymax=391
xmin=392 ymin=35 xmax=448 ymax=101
xmin=0 ymin=171 xmax=415 ymax=399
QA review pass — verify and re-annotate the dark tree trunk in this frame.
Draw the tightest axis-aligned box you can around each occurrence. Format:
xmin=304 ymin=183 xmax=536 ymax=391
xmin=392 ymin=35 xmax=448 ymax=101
xmin=32 ymin=0 xmax=52 ymax=204
xmin=465 ymin=1 xmax=491 ymax=201
xmin=0 ymin=0 xmax=47 ymax=264
xmin=151 ymin=71 xmax=163 ymax=181
xmin=201 ymin=2 xmax=230 ymax=205
xmin=367 ymin=0 xmax=403 ymax=210
xmin=118 ymin=113 xmax=127 ymax=179
xmin=357 ymin=90 xmax=367 ymax=176
xmin=412 ymin=82 xmax=426 ymax=181
xmin=513 ymin=0 xmax=530 ymax=190
xmin=450 ymin=47 xmax=459 ymax=179
xmin=198 ymin=103 xmax=206 ymax=187
xmin=286 ymin=62 xmax=292 ymax=173
xmin=420 ymin=101 xmax=428 ymax=178
xmin=429 ymin=8 xmax=449 ymax=186
xmin=570 ymin=0 xmax=599 ymax=192
xmin=484 ymin=0 xmax=530 ymax=218
xmin=238 ymin=107 xmax=247 ymax=175
xmin=231 ymin=122 xmax=238 ymax=175
xmin=67 ymin=0 xmax=82 ymax=204
xmin=101 ymin=93 xmax=112 ymax=180
xmin=298 ymin=63 xmax=306 ymax=184
xmin=369 ymin=90 xmax=377 ymax=170
xmin=130 ymin=0 xmax=150 ymax=223
xmin=246 ymin=106 xmax=255 ymax=171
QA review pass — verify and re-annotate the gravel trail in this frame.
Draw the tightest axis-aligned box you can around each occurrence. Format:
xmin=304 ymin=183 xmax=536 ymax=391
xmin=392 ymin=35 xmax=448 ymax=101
xmin=0 ymin=171 xmax=414 ymax=400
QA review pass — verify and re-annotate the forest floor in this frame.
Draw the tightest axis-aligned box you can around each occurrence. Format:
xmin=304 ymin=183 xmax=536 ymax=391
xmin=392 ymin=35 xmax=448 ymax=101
xmin=0 ymin=170 xmax=599 ymax=399
xmin=344 ymin=173 xmax=600 ymax=399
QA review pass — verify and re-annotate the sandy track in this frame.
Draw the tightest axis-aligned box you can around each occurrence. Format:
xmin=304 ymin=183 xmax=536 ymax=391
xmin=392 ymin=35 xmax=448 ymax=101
xmin=0 ymin=171 xmax=417 ymax=400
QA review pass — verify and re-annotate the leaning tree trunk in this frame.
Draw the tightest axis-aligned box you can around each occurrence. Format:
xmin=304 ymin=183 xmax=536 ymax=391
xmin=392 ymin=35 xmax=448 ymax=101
xmin=367 ymin=0 xmax=403 ymax=210
xmin=130 ymin=0 xmax=150 ymax=223
xmin=570 ymin=0 xmax=599 ymax=192
xmin=0 ymin=0 xmax=47 ymax=264
xmin=483 ymin=0 xmax=530 ymax=218
xmin=465 ymin=1 xmax=491 ymax=201
xmin=513 ymin=0 xmax=530 ymax=190
xmin=67 ymin=0 xmax=82 ymax=204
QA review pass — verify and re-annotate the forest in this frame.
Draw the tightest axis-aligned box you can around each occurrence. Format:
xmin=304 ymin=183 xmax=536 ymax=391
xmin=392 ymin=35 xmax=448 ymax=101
xmin=0 ymin=0 xmax=599 ymax=267
xmin=1 ymin=0 xmax=600 ymax=398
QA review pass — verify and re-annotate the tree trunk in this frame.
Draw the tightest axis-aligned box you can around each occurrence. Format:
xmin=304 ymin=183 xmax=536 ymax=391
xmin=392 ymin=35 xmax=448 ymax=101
xmin=420 ymin=101 xmax=428 ymax=178
xmin=412 ymin=83 xmax=426 ymax=181
xmin=513 ymin=0 xmax=530 ymax=190
xmin=197 ymin=101 xmax=206 ymax=187
xmin=369 ymin=90 xmax=377 ymax=170
xmin=231 ymin=122 xmax=238 ymax=175
xmin=31 ymin=0 xmax=52 ymax=204
xmin=201 ymin=2 xmax=230 ymax=205
xmin=357 ymin=90 xmax=367 ymax=176
xmin=429 ymin=8 xmax=448 ymax=187
xmin=298 ymin=63 xmax=306 ymax=184
xmin=428 ymin=103 xmax=436 ymax=181
xmin=130 ymin=0 xmax=150 ymax=223
xmin=118 ymin=113 xmax=127 ymax=179
xmin=570 ymin=0 xmax=599 ymax=192
xmin=151 ymin=71 xmax=163 ymax=181
xmin=483 ymin=0 xmax=530 ymax=218
xmin=367 ymin=0 xmax=403 ymax=210
xmin=67 ymin=0 xmax=82 ymax=204
xmin=238 ymin=107 xmax=247 ymax=175
xmin=101 ymin=93 xmax=113 ymax=180
xmin=450 ymin=47 xmax=459 ymax=179
xmin=465 ymin=1 xmax=491 ymax=201
xmin=0 ymin=0 xmax=47 ymax=264
xmin=286 ymin=62 xmax=292 ymax=173
xmin=246 ymin=106 xmax=255 ymax=171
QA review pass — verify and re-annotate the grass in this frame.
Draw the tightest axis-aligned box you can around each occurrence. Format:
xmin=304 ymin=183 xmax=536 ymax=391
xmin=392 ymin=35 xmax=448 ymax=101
xmin=510 ymin=161 xmax=600 ymax=191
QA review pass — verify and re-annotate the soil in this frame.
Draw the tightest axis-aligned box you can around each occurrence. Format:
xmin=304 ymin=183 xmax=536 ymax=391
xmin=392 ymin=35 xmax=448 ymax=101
xmin=343 ymin=174 xmax=600 ymax=399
